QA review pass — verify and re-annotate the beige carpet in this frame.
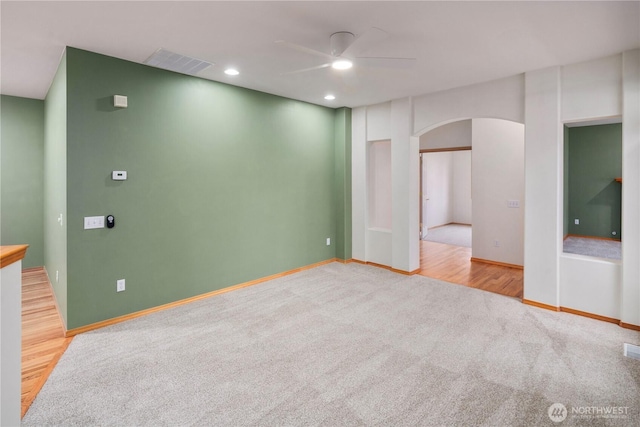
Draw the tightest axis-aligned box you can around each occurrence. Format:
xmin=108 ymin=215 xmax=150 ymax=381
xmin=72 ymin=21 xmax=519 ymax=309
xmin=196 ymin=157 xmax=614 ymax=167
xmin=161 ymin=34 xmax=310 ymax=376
xmin=423 ymin=224 xmax=472 ymax=248
xmin=23 ymin=263 xmax=640 ymax=426
xmin=563 ymin=236 xmax=622 ymax=260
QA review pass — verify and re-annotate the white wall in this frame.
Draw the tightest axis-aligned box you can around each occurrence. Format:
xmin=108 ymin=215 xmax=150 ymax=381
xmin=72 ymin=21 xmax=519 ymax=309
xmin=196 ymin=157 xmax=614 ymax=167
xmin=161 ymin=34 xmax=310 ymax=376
xmin=352 ymin=50 xmax=640 ymax=328
xmin=352 ymin=100 xmax=418 ymax=271
xmin=560 ymin=255 xmax=621 ymax=319
xmin=354 ymin=75 xmax=523 ymax=272
xmin=423 ymin=151 xmax=471 ymax=229
xmin=420 ymin=120 xmax=471 ymax=150
xmin=472 ymin=119 xmax=525 ymax=266
xmin=351 ymin=107 xmax=367 ymax=262
xmin=452 ymin=151 xmax=472 ymax=224
xmin=621 ymin=49 xmax=640 ymax=327
xmin=352 ymin=102 xmax=394 ymax=266
xmin=424 ymin=151 xmax=453 ymax=228
xmin=523 ymin=66 xmax=562 ymax=306
xmin=391 ymin=97 xmax=419 ymax=272
xmin=413 ymin=74 xmax=524 ymax=135
xmin=1 ymin=261 xmax=22 ymax=426
xmin=562 ymin=54 xmax=622 ymax=123
xmin=367 ymin=102 xmax=392 ymax=141
xmin=368 ymin=140 xmax=392 ymax=230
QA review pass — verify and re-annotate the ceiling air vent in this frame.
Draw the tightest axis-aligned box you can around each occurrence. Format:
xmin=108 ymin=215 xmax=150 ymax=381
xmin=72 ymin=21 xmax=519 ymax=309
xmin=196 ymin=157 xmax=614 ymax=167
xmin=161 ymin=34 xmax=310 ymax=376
xmin=144 ymin=48 xmax=213 ymax=76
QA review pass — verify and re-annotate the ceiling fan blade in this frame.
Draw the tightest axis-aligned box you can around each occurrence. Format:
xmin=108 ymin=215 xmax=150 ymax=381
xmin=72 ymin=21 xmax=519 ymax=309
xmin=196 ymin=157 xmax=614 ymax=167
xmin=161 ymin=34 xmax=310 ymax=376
xmin=342 ymin=27 xmax=389 ymax=56
xmin=338 ymin=68 xmax=360 ymax=92
xmin=275 ymin=40 xmax=334 ymax=60
xmin=356 ymin=57 xmax=417 ymax=69
xmin=282 ymin=63 xmax=331 ymax=75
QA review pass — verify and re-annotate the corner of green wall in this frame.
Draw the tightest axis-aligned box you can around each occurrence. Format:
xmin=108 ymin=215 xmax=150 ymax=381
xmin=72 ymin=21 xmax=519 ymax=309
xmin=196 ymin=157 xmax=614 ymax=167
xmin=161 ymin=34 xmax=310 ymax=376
xmin=334 ymin=107 xmax=352 ymax=260
xmin=63 ymin=48 xmax=343 ymax=329
xmin=43 ymin=49 xmax=68 ymax=327
xmin=566 ymin=123 xmax=622 ymax=239
xmin=1 ymin=95 xmax=45 ymax=268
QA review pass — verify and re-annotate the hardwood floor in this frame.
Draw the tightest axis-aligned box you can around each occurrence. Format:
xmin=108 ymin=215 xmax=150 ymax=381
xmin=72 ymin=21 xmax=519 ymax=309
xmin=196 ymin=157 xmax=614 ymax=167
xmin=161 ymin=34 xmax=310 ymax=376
xmin=21 ymin=267 xmax=72 ymax=418
xmin=419 ymin=240 xmax=523 ymax=298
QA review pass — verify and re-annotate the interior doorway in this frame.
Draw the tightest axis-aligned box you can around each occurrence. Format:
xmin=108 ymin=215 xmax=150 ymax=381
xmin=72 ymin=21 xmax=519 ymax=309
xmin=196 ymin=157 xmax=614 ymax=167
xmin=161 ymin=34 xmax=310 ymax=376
xmin=420 ymin=149 xmax=472 ymax=248
xmin=417 ymin=118 xmax=525 ymax=299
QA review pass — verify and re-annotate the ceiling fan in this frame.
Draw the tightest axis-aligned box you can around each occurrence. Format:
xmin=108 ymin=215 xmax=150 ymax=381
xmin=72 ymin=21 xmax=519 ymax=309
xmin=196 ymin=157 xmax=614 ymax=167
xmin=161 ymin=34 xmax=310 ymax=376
xmin=275 ymin=27 xmax=416 ymax=75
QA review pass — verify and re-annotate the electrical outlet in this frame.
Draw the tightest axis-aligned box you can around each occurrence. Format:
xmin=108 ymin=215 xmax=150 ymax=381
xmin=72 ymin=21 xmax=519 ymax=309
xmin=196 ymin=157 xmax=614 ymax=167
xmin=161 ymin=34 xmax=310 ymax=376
xmin=494 ymin=240 xmax=500 ymax=247
xmin=116 ymin=279 xmax=125 ymax=292
xmin=574 ymin=219 xmax=580 ymax=225
xmin=326 ymin=238 xmax=331 ymax=246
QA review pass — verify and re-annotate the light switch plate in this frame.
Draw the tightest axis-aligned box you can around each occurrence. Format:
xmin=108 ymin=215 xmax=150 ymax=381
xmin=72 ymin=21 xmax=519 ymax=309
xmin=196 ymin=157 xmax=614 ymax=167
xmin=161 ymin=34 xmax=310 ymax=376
xmin=116 ymin=279 xmax=125 ymax=292
xmin=84 ymin=216 xmax=105 ymax=229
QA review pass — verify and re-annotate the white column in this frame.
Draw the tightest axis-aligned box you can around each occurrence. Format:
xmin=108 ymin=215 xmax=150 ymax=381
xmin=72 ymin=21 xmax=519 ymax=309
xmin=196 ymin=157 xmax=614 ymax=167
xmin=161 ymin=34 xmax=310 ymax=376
xmin=523 ymin=67 xmax=562 ymax=306
xmin=1 ymin=260 xmax=22 ymax=426
xmin=391 ymin=97 xmax=419 ymax=272
xmin=621 ymin=49 xmax=640 ymax=327
xmin=351 ymin=107 xmax=367 ymax=261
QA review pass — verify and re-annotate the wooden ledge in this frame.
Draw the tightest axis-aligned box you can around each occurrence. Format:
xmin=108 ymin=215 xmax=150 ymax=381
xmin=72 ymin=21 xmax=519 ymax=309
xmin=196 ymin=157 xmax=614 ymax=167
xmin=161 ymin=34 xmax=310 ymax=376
xmin=565 ymin=234 xmax=621 ymax=242
xmin=1 ymin=245 xmax=29 ymax=269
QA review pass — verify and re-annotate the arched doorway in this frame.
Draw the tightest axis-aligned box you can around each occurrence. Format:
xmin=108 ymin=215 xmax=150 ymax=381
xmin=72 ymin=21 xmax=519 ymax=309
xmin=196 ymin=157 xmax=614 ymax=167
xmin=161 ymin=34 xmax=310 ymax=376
xmin=414 ymin=118 xmax=525 ymax=299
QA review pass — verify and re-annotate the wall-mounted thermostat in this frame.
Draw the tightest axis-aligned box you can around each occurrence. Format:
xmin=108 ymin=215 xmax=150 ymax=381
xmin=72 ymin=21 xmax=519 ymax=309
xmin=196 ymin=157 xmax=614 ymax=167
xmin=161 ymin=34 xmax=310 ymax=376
xmin=112 ymin=171 xmax=127 ymax=180
xmin=113 ymin=95 xmax=128 ymax=108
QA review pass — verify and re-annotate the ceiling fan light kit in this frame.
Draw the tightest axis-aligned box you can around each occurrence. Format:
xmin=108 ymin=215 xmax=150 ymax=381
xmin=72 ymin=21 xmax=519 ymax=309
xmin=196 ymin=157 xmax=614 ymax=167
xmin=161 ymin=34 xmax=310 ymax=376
xmin=277 ymin=27 xmax=417 ymax=75
xmin=330 ymin=31 xmax=355 ymax=56
xmin=331 ymin=59 xmax=353 ymax=70
xmin=274 ymin=27 xmax=417 ymax=101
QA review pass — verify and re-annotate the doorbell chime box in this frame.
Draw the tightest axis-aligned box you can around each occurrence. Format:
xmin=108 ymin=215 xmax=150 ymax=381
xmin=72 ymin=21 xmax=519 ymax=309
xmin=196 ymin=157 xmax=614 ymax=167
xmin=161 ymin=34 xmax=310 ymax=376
xmin=113 ymin=95 xmax=128 ymax=108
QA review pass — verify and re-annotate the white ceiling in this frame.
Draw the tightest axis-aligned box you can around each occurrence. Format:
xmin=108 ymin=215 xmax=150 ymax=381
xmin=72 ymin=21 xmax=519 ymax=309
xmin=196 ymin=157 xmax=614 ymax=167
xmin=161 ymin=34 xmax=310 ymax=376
xmin=2 ymin=1 xmax=639 ymax=108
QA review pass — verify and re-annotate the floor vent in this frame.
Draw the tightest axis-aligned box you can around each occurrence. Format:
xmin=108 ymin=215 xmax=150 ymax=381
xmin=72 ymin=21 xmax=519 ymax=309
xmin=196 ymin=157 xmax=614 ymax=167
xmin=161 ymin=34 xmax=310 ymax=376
xmin=144 ymin=48 xmax=213 ymax=76
xmin=623 ymin=343 xmax=640 ymax=361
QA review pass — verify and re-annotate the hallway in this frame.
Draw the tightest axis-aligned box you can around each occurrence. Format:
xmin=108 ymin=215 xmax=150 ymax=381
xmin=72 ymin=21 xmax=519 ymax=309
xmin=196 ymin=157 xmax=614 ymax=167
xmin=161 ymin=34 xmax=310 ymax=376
xmin=419 ymin=240 xmax=523 ymax=299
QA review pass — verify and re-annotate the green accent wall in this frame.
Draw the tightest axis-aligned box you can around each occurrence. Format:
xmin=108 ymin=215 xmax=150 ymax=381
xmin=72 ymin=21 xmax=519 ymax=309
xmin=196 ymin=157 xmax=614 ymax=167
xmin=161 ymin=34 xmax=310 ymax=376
xmin=63 ymin=48 xmax=350 ymax=329
xmin=44 ymin=52 xmax=68 ymax=326
xmin=1 ymin=95 xmax=45 ymax=268
xmin=563 ymin=125 xmax=569 ymax=236
xmin=334 ymin=107 xmax=352 ymax=260
xmin=566 ymin=123 xmax=622 ymax=239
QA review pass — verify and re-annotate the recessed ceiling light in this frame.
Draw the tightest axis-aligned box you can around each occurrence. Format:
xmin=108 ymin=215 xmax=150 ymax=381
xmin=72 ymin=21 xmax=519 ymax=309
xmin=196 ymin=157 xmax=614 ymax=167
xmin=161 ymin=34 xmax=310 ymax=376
xmin=324 ymin=94 xmax=336 ymax=100
xmin=224 ymin=68 xmax=239 ymax=76
xmin=331 ymin=59 xmax=353 ymax=70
